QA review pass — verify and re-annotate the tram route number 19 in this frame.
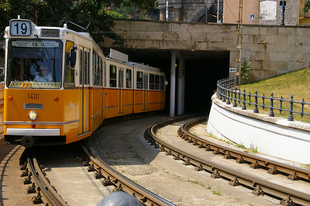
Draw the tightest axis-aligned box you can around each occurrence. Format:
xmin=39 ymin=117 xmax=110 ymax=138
xmin=28 ymin=93 xmax=39 ymax=100
xmin=10 ymin=20 xmax=31 ymax=36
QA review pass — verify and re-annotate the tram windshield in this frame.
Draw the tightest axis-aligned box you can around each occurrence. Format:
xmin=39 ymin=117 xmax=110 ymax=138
xmin=6 ymin=39 xmax=63 ymax=88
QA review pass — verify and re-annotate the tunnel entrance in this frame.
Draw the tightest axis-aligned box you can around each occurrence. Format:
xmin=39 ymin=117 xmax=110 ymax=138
xmin=105 ymin=49 xmax=229 ymax=115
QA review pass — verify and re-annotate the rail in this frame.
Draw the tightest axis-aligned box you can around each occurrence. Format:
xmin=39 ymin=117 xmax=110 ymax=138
xmin=22 ymin=148 xmax=69 ymax=206
xmin=145 ymin=116 xmax=310 ymax=205
xmin=179 ymin=117 xmax=310 ymax=181
xmin=80 ymin=141 xmax=174 ymax=206
xmin=217 ymin=77 xmax=310 ymax=121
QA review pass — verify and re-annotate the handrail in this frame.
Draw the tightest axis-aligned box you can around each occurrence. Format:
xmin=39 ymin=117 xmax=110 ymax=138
xmin=216 ymin=77 xmax=310 ymax=121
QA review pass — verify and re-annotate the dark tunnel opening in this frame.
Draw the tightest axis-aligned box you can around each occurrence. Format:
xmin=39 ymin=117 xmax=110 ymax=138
xmin=105 ymin=49 xmax=229 ymax=116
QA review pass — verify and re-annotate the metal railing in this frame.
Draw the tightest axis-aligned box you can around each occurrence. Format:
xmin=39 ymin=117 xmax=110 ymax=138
xmin=216 ymin=78 xmax=310 ymax=121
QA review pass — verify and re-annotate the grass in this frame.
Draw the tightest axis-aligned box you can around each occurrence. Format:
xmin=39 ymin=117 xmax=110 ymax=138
xmin=212 ymin=189 xmax=221 ymax=195
xmin=186 ymin=177 xmax=205 ymax=187
xmin=240 ymin=67 xmax=310 ymax=123
xmin=178 ymin=198 xmax=182 ymax=206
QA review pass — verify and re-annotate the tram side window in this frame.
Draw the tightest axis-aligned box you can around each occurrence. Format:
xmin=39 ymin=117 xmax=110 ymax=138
xmin=126 ymin=69 xmax=132 ymax=88
xmin=149 ymin=74 xmax=155 ymax=90
xmin=79 ymin=50 xmax=83 ymax=85
xmin=99 ymin=57 xmax=102 ymax=86
xmin=93 ymin=51 xmax=97 ymax=85
xmin=64 ymin=41 xmax=75 ymax=89
xmin=136 ymin=71 xmax=143 ymax=89
xmin=110 ymin=65 xmax=116 ymax=87
xmin=104 ymin=62 xmax=106 ymax=87
xmin=93 ymin=51 xmax=102 ymax=86
xmin=155 ymin=75 xmax=159 ymax=90
xmin=84 ymin=51 xmax=89 ymax=85
xmin=160 ymin=75 xmax=165 ymax=91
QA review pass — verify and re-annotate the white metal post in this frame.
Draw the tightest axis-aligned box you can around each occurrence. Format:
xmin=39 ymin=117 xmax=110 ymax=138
xmin=177 ymin=57 xmax=185 ymax=115
xmin=170 ymin=52 xmax=176 ymax=117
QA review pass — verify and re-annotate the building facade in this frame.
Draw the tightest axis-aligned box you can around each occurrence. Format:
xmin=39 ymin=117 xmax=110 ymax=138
xmin=158 ymin=0 xmax=308 ymax=26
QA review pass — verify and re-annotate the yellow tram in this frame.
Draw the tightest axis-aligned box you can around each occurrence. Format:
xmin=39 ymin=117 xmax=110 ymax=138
xmin=3 ymin=18 xmax=166 ymax=148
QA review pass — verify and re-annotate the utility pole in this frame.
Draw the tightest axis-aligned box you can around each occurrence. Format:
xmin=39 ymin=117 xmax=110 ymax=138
xmin=217 ymin=0 xmax=220 ymax=23
xmin=235 ymin=0 xmax=243 ymax=89
xmin=205 ymin=0 xmax=208 ymax=22
xmin=166 ymin=0 xmax=169 ymax=21
xmin=280 ymin=0 xmax=286 ymax=26
xmin=33 ymin=4 xmax=38 ymax=25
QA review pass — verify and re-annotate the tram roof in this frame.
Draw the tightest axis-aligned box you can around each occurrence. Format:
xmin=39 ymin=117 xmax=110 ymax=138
xmin=5 ymin=18 xmax=104 ymax=56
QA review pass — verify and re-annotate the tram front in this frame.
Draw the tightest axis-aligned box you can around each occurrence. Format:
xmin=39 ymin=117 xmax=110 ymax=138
xmin=3 ymin=19 xmax=77 ymax=148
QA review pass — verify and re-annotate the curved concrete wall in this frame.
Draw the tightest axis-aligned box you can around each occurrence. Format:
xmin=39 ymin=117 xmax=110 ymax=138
xmin=206 ymin=95 xmax=310 ymax=164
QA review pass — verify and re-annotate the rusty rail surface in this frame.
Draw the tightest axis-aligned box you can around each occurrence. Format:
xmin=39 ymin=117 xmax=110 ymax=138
xmin=144 ymin=116 xmax=310 ymax=206
xmin=178 ymin=117 xmax=310 ymax=182
xmin=80 ymin=141 xmax=174 ymax=206
xmin=21 ymin=148 xmax=68 ymax=206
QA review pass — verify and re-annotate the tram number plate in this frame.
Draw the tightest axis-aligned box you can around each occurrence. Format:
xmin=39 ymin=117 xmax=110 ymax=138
xmin=10 ymin=20 xmax=31 ymax=36
xmin=28 ymin=93 xmax=39 ymax=100
xmin=21 ymin=83 xmax=31 ymax=88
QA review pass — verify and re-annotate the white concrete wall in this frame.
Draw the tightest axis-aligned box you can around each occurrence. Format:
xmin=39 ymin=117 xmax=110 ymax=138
xmin=206 ymin=95 xmax=310 ymax=164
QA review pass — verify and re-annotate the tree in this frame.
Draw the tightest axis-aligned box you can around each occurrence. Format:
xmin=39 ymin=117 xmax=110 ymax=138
xmin=0 ymin=0 xmax=156 ymax=47
xmin=240 ymin=61 xmax=252 ymax=80
xmin=304 ymin=1 xmax=310 ymax=12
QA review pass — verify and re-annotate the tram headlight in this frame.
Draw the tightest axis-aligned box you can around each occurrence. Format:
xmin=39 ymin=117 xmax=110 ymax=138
xmin=28 ymin=111 xmax=38 ymax=121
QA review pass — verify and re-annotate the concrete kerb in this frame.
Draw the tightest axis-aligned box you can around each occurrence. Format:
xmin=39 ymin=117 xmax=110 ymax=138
xmin=206 ymin=93 xmax=310 ymax=165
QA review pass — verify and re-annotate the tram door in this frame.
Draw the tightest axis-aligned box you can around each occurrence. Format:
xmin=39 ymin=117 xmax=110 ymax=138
xmin=143 ymin=73 xmax=148 ymax=110
xmin=118 ymin=68 xmax=124 ymax=114
xmin=79 ymin=47 xmax=90 ymax=135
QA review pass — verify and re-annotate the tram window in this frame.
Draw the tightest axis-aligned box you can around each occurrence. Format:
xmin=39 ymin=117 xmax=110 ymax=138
xmin=119 ymin=69 xmax=124 ymax=88
xmin=126 ymin=69 xmax=131 ymax=88
xmin=79 ymin=50 xmax=83 ymax=85
xmin=149 ymin=74 xmax=154 ymax=90
xmin=92 ymin=51 xmax=102 ymax=86
xmin=110 ymin=65 xmax=116 ymax=87
xmin=99 ymin=57 xmax=102 ymax=86
xmin=64 ymin=41 xmax=75 ymax=89
xmin=104 ymin=62 xmax=106 ymax=87
xmin=155 ymin=75 xmax=159 ymax=90
xmin=6 ymin=39 xmax=62 ymax=88
xmin=93 ymin=51 xmax=97 ymax=85
xmin=136 ymin=71 xmax=143 ymax=89
xmin=84 ymin=51 xmax=89 ymax=85
xmin=160 ymin=75 xmax=164 ymax=90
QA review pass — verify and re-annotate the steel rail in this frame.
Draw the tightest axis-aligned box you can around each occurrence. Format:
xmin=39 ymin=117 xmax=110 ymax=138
xmin=26 ymin=148 xmax=69 ymax=206
xmin=145 ymin=117 xmax=310 ymax=206
xmin=178 ymin=117 xmax=310 ymax=182
xmin=80 ymin=141 xmax=174 ymax=206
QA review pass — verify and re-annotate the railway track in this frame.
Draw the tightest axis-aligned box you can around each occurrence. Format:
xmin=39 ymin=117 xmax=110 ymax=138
xmin=20 ymin=141 xmax=174 ymax=206
xmin=80 ymin=141 xmax=174 ymax=206
xmin=178 ymin=117 xmax=310 ymax=182
xmin=144 ymin=116 xmax=310 ymax=206
xmin=18 ymin=113 xmax=174 ymax=206
xmin=21 ymin=148 xmax=68 ymax=206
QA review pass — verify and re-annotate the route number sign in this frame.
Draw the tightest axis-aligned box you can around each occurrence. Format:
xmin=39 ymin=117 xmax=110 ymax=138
xmin=10 ymin=20 xmax=31 ymax=36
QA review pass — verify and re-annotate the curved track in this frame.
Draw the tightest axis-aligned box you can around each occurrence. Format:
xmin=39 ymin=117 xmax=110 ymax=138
xmin=22 ymin=148 xmax=68 ymax=206
xmin=144 ymin=116 xmax=310 ymax=206
xmin=178 ymin=117 xmax=310 ymax=182
xmin=80 ymin=141 xmax=174 ymax=206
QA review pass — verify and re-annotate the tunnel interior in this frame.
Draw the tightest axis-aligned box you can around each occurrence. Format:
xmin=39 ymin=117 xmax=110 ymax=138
xmin=105 ymin=49 xmax=229 ymax=115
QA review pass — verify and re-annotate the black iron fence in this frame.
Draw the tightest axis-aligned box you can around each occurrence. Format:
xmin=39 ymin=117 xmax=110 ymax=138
xmin=216 ymin=78 xmax=310 ymax=121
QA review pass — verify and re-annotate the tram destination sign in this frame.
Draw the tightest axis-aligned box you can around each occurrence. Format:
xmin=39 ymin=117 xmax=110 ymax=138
xmin=12 ymin=40 xmax=59 ymax=48
xmin=9 ymin=19 xmax=32 ymax=36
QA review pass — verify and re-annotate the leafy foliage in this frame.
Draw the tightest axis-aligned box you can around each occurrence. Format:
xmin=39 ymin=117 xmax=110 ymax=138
xmin=304 ymin=1 xmax=310 ymax=12
xmin=0 ymin=0 xmax=156 ymax=48
xmin=240 ymin=61 xmax=252 ymax=80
